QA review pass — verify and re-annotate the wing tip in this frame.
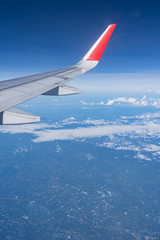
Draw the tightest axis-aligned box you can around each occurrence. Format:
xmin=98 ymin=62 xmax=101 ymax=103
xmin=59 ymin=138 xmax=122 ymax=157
xmin=83 ymin=23 xmax=117 ymax=62
xmin=110 ymin=23 xmax=117 ymax=27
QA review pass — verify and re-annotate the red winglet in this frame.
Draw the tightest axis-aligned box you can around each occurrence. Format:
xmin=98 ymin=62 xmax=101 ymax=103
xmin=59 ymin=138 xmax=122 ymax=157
xmin=84 ymin=24 xmax=117 ymax=61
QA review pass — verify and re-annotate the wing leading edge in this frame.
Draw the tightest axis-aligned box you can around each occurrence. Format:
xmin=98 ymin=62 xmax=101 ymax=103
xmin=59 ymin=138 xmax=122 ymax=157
xmin=0 ymin=24 xmax=116 ymax=124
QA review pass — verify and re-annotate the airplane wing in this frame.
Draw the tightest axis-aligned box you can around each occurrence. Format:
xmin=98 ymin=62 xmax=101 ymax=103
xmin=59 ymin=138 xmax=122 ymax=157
xmin=0 ymin=24 xmax=116 ymax=124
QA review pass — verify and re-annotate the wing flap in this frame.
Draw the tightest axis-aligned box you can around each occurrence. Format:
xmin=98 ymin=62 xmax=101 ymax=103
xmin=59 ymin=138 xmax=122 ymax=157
xmin=43 ymin=85 xmax=81 ymax=96
xmin=0 ymin=108 xmax=40 ymax=125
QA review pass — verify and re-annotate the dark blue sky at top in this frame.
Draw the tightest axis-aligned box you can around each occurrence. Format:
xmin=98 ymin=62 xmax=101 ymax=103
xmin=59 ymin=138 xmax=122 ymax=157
xmin=0 ymin=0 xmax=160 ymax=77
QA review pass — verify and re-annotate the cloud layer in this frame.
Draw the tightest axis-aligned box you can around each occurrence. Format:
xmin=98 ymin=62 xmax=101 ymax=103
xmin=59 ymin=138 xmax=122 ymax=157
xmin=81 ymin=95 xmax=160 ymax=107
xmin=1 ymin=112 xmax=160 ymax=161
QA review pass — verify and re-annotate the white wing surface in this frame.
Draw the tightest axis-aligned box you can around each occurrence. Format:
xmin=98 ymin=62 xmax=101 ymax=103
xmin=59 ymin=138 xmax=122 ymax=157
xmin=0 ymin=24 xmax=116 ymax=124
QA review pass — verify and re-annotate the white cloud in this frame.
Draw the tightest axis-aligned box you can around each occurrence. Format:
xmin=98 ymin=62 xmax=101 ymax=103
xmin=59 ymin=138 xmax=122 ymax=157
xmin=1 ymin=112 xmax=160 ymax=161
xmin=106 ymin=97 xmax=137 ymax=106
xmin=12 ymin=146 xmax=31 ymax=155
xmin=62 ymin=117 xmax=77 ymax=124
xmin=1 ymin=115 xmax=160 ymax=143
xmin=134 ymin=153 xmax=151 ymax=161
xmin=33 ymin=121 xmax=160 ymax=143
xmin=56 ymin=144 xmax=62 ymax=153
xmin=143 ymin=144 xmax=160 ymax=153
xmin=81 ymin=96 xmax=160 ymax=108
xmin=86 ymin=153 xmax=94 ymax=160
xmin=0 ymin=123 xmax=48 ymax=134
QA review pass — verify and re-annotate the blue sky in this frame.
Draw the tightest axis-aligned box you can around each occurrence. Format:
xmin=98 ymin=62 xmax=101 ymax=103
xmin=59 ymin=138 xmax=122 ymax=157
xmin=0 ymin=0 xmax=160 ymax=78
